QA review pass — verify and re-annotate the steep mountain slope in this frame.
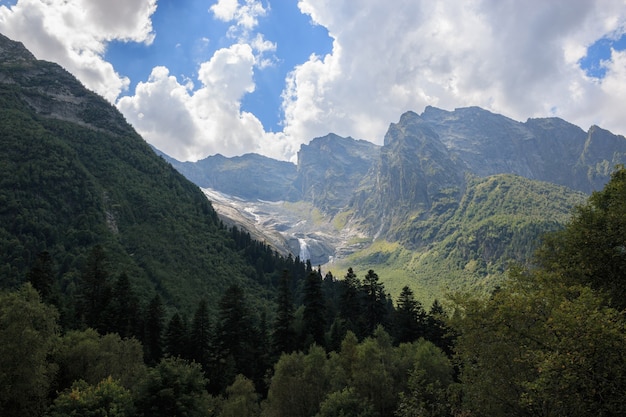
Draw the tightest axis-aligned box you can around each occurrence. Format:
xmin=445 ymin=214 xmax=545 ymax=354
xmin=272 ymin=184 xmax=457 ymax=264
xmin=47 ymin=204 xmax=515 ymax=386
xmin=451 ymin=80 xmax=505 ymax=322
xmin=161 ymin=152 xmax=300 ymax=202
xmin=293 ymin=133 xmax=380 ymax=214
xmin=0 ymin=33 xmax=289 ymax=314
xmin=417 ymin=106 xmax=626 ymax=193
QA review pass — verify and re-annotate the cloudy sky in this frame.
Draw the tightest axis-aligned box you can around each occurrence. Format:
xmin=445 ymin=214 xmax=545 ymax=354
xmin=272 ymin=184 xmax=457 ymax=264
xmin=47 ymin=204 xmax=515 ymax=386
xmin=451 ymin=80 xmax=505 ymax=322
xmin=1 ymin=0 xmax=625 ymax=162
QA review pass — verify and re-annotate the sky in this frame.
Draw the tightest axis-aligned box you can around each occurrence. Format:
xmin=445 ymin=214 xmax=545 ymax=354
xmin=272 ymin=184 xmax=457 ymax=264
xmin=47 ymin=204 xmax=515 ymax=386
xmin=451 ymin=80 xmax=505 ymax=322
xmin=1 ymin=0 xmax=626 ymax=162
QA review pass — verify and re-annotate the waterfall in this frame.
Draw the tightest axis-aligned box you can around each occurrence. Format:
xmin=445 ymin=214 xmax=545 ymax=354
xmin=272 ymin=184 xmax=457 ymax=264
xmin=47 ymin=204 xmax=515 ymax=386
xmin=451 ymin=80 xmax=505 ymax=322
xmin=298 ymin=238 xmax=311 ymax=261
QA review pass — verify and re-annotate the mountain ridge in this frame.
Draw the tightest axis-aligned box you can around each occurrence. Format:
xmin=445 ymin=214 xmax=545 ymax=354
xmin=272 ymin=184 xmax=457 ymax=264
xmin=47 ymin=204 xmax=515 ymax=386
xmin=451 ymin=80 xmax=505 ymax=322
xmin=162 ymin=105 xmax=624 ymax=298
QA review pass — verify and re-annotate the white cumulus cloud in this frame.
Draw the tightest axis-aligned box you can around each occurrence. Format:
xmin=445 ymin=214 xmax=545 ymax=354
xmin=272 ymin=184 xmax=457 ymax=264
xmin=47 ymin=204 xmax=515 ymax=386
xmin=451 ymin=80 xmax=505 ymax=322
xmin=280 ymin=0 xmax=626 ymax=149
xmin=117 ymin=43 xmax=287 ymax=161
xmin=0 ymin=0 xmax=156 ymax=101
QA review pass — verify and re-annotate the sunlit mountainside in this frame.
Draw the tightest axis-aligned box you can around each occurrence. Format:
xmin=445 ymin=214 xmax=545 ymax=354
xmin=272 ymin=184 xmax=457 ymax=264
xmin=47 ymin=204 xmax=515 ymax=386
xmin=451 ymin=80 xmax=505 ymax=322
xmin=164 ymin=105 xmax=626 ymax=301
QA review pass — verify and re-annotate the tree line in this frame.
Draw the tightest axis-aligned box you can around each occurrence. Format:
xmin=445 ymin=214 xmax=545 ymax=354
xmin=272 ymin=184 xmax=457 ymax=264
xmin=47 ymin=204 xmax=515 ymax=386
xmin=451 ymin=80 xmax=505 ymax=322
xmin=3 ymin=233 xmax=453 ymax=416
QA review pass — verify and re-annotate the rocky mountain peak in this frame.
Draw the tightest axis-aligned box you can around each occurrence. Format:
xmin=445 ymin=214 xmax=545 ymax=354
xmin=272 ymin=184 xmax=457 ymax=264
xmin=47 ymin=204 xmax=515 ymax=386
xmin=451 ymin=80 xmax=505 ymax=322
xmin=0 ymin=33 xmax=36 ymax=63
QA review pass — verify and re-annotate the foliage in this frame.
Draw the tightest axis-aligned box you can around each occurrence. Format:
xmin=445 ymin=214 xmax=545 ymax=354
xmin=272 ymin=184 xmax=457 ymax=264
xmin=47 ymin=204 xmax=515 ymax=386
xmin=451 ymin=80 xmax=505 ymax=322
xmin=0 ymin=284 xmax=59 ymax=417
xmin=47 ymin=377 xmax=135 ymax=417
xmin=219 ymin=375 xmax=260 ymax=417
xmin=452 ymin=269 xmax=626 ymax=417
xmin=536 ymin=166 xmax=626 ymax=309
xmin=262 ymin=345 xmax=333 ymax=417
xmin=53 ymin=329 xmax=146 ymax=393
xmin=302 ymin=271 xmax=327 ymax=347
xmin=272 ymin=271 xmax=296 ymax=356
xmin=263 ymin=329 xmax=453 ymax=417
xmin=135 ymin=357 xmax=213 ymax=417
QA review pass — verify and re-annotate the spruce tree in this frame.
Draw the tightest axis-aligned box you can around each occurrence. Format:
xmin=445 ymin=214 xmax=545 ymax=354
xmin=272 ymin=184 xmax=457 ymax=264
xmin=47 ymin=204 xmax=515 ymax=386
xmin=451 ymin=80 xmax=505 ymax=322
xmin=107 ymin=272 xmax=140 ymax=339
xmin=361 ymin=269 xmax=388 ymax=335
xmin=144 ymin=294 xmax=165 ymax=365
xmin=165 ymin=312 xmax=189 ymax=359
xmin=214 ymin=284 xmax=258 ymax=391
xmin=76 ymin=245 xmax=111 ymax=332
xmin=393 ymin=286 xmax=426 ymax=344
xmin=27 ymin=251 xmax=54 ymax=302
xmin=339 ymin=268 xmax=364 ymax=337
xmin=190 ymin=299 xmax=212 ymax=370
xmin=272 ymin=270 xmax=296 ymax=356
xmin=302 ymin=270 xmax=326 ymax=348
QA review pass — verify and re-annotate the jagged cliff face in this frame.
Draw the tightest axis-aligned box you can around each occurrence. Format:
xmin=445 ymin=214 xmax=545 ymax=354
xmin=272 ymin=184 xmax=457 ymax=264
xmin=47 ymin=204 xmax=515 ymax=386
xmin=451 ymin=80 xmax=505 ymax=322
xmin=402 ymin=106 xmax=626 ymax=194
xmin=294 ymin=133 xmax=379 ymax=214
xmin=350 ymin=111 xmax=465 ymax=238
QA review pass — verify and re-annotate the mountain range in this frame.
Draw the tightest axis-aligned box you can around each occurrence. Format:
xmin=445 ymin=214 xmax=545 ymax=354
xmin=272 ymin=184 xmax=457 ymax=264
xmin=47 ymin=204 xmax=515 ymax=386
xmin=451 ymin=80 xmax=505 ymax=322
xmin=164 ymin=105 xmax=626 ymax=300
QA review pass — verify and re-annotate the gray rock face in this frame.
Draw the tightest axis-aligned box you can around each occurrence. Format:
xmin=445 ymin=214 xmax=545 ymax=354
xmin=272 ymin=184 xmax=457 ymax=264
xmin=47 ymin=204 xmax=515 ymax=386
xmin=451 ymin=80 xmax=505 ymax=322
xmin=0 ymin=33 xmax=134 ymax=137
xmin=163 ymin=152 xmax=300 ymax=202
xmin=416 ymin=106 xmax=626 ymax=193
xmin=294 ymin=133 xmax=380 ymax=214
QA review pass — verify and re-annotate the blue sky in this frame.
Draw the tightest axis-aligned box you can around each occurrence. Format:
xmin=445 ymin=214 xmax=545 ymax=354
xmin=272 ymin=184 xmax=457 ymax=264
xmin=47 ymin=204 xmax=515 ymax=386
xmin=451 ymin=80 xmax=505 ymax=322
xmin=105 ymin=0 xmax=332 ymax=133
xmin=1 ymin=1 xmax=626 ymax=162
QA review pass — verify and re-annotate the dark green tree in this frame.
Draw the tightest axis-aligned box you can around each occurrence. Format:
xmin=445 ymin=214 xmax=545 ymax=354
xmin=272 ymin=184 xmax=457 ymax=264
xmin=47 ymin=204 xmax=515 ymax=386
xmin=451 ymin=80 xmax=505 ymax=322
xmin=316 ymin=387 xmax=376 ymax=417
xmin=165 ymin=312 xmax=189 ymax=359
xmin=144 ymin=294 xmax=165 ymax=366
xmin=537 ymin=166 xmax=626 ymax=309
xmin=393 ymin=286 xmax=426 ymax=344
xmin=272 ymin=270 xmax=296 ymax=356
xmin=361 ymin=269 xmax=388 ymax=335
xmin=27 ymin=251 xmax=54 ymax=302
xmin=0 ymin=284 xmax=59 ymax=417
xmin=76 ymin=245 xmax=112 ymax=332
xmin=190 ymin=299 xmax=212 ymax=370
xmin=52 ymin=329 xmax=146 ymax=393
xmin=135 ymin=357 xmax=212 ymax=417
xmin=425 ymin=299 xmax=452 ymax=355
xmin=214 ymin=284 xmax=259 ymax=391
xmin=107 ymin=272 xmax=140 ymax=339
xmin=47 ymin=377 xmax=135 ymax=417
xmin=453 ymin=271 xmax=626 ymax=417
xmin=219 ymin=374 xmax=260 ymax=417
xmin=339 ymin=268 xmax=364 ymax=337
xmin=302 ymin=270 xmax=326 ymax=348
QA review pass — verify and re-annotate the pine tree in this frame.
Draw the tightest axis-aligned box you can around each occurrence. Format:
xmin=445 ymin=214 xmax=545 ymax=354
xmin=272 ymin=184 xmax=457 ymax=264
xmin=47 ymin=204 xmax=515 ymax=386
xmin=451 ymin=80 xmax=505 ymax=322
xmin=339 ymin=268 xmax=364 ymax=337
xmin=214 ymin=284 xmax=259 ymax=391
xmin=302 ymin=270 xmax=326 ymax=348
xmin=27 ymin=251 xmax=54 ymax=302
xmin=107 ymin=272 xmax=140 ymax=339
xmin=165 ymin=312 xmax=189 ymax=359
xmin=361 ymin=269 xmax=388 ymax=335
xmin=393 ymin=286 xmax=426 ymax=344
xmin=144 ymin=294 xmax=165 ymax=365
xmin=76 ymin=245 xmax=112 ymax=332
xmin=425 ymin=299 xmax=452 ymax=355
xmin=272 ymin=270 xmax=296 ymax=356
xmin=190 ymin=299 xmax=212 ymax=370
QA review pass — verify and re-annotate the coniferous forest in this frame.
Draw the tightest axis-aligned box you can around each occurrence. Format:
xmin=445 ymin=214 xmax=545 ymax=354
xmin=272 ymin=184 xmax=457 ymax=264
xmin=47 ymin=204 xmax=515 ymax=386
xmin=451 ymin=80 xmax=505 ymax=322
xmin=3 ymin=168 xmax=626 ymax=416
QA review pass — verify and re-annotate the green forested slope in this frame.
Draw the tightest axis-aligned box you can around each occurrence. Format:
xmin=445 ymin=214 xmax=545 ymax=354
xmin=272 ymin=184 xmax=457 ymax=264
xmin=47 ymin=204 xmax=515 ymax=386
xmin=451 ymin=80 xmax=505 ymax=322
xmin=334 ymin=173 xmax=587 ymax=300
xmin=0 ymin=46 xmax=292 ymax=316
